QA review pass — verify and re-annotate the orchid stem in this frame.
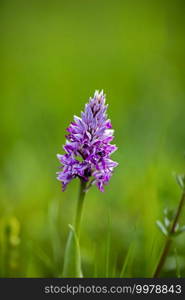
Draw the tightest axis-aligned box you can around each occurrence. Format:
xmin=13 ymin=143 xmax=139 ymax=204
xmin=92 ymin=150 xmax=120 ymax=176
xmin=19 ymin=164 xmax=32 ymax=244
xmin=75 ymin=180 xmax=87 ymax=236
xmin=153 ymin=191 xmax=185 ymax=278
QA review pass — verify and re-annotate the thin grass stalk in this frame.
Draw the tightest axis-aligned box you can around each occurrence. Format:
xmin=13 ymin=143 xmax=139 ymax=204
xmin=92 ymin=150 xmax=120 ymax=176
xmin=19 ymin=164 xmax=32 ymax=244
xmin=153 ymin=191 xmax=185 ymax=278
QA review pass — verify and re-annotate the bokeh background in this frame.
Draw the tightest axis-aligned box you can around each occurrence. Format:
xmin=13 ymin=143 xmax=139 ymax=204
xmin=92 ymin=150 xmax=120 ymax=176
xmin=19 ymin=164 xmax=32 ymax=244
xmin=0 ymin=0 xmax=185 ymax=277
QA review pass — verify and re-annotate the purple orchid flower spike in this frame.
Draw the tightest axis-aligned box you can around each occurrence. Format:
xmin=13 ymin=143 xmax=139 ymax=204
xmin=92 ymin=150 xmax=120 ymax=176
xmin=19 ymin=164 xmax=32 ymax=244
xmin=57 ymin=90 xmax=118 ymax=192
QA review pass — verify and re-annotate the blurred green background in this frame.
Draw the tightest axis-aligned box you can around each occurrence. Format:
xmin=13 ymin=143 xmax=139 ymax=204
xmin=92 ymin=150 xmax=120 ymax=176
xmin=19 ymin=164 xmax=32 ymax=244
xmin=0 ymin=0 xmax=185 ymax=277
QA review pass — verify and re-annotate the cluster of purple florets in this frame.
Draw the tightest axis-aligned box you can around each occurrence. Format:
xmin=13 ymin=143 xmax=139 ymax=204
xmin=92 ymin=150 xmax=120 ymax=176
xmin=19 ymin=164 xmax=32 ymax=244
xmin=57 ymin=91 xmax=118 ymax=192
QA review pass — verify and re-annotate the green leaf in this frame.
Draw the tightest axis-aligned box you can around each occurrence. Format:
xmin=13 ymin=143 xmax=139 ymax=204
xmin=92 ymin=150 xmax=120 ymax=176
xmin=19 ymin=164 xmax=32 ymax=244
xmin=172 ymin=225 xmax=185 ymax=236
xmin=176 ymin=174 xmax=185 ymax=191
xmin=156 ymin=220 xmax=168 ymax=236
xmin=164 ymin=208 xmax=174 ymax=221
xmin=62 ymin=224 xmax=83 ymax=278
xmin=164 ymin=217 xmax=171 ymax=228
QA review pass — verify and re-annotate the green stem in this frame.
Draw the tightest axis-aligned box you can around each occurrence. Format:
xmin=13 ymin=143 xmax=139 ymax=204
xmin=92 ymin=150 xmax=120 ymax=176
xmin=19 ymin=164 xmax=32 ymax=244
xmin=153 ymin=191 xmax=185 ymax=278
xmin=75 ymin=180 xmax=87 ymax=236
